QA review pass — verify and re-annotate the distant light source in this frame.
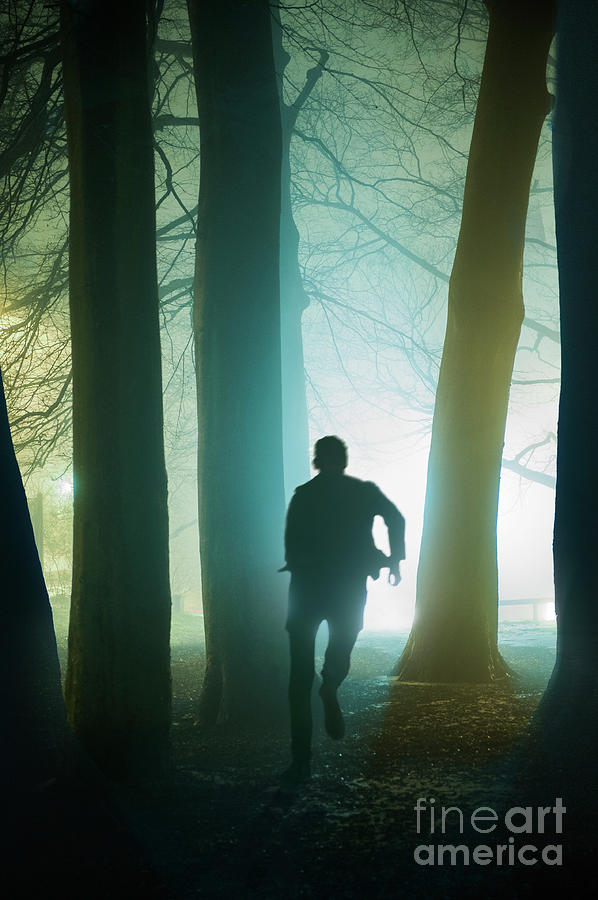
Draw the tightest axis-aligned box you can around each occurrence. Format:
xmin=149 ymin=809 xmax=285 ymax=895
xmin=498 ymin=597 xmax=555 ymax=623
xmin=58 ymin=478 xmax=73 ymax=496
xmin=363 ymin=577 xmax=415 ymax=631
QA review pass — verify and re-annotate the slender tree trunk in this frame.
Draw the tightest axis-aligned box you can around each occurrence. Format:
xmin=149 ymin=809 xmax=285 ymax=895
xmin=187 ymin=0 xmax=288 ymax=725
xmin=61 ymin=0 xmax=171 ymax=777
xmin=272 ymin=15 xmax=312 ymax=500
xmin=395 ymin=2 xmax=553 ymax=682
xmin=532 ymin=1 xmax=598 ymax=754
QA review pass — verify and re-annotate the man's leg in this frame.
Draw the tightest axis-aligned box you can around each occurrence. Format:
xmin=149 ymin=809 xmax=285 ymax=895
xmin=321 ymin=619 xmax=360 ymax=690
xmin=284 ymin=616 xmax=320 ymax=781
xmin=319 ymin=587 xmax=365 ymax=740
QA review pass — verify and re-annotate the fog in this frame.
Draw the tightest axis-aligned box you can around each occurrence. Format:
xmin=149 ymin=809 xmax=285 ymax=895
xmin=4 ymin=1 xmax=559 ymax=634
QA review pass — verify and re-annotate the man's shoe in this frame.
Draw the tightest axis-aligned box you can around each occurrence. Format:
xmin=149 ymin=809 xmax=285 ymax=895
xmin=319 ymin=684 xmax=345 ymax=740
xmin=280 ymin=759 xmax=311 ymax=786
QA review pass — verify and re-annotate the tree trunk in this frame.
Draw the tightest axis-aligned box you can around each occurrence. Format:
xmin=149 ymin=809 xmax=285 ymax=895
xmin=1 ymin=364 xmax=166 ymax=900
xmin=186 ymin=0 xmax=288 ymax=725
xmin=0 ymin=367 xmax=67 ymax=787
xmin=395 ymin=2 xmax=553 ymax=682
xmin=532 ymin=1 xmax=598 ymax=759
xmin=61 ymin=0 xmax=171 ymax=777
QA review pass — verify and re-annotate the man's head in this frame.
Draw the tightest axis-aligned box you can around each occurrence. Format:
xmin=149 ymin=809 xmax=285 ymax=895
xmin=313 ymin=435 xmax=347 ymax=473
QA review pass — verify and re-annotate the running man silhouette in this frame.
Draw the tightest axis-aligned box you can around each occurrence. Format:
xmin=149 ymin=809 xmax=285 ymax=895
xmin=280 ymin=436 xmax=405 ymax=783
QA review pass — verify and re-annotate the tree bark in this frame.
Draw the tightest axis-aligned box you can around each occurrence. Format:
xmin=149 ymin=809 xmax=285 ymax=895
xmin=531 ymin=1 xmax=598 ymax=759
xmin=186 ymin=0 xmax=288 ymax=725
xmin=61 ymin=0 xmax=171 ymax=777
xmin=395 ymin=2 xmax=553 ymax=682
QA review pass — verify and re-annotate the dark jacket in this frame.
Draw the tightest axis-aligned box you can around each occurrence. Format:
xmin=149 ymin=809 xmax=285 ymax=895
xmin=283 ymin=473 xmax=405 ymax=579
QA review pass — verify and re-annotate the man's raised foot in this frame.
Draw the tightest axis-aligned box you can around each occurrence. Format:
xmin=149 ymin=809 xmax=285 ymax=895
xmin=319 ymin=683 xmax=345 ymax=740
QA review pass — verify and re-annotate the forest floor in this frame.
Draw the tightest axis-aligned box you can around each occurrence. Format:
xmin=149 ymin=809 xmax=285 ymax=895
xmin=40 ymin=605 xmax=597 ymax=899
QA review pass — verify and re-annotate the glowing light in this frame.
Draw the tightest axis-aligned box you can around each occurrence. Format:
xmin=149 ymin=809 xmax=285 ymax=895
xmin=57 ymin=477 xmax=73 ymax=496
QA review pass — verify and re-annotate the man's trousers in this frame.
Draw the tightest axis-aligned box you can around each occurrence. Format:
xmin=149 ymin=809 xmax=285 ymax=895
xmin=286 ymin=571 xmax=367 ymax=763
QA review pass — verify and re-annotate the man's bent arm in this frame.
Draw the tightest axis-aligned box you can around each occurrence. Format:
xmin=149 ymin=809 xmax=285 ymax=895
xmin=373 ymin=487 xmax=406 ymax=565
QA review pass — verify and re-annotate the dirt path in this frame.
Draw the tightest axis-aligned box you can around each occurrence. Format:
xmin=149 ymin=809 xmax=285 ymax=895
xmin=100 ymin=623 xmax=592 ymax=898
xmin=45 ymin=615 xmax=592 ymax=897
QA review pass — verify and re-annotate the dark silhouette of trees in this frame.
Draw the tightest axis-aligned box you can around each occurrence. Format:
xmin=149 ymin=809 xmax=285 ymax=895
xmin=186 ymin=0 xmax=287 ymax=725
xmin=0 ymin=364 xmax=67 ymax=787
xmin=530 ymin=1 xmax=598 ymax=777
xmin=1 ymin=362 xmax=164 ymax=897
xmin=2 ymin=1 xmax=560 ymax=498
xmin=1 ymin=1 xmax=563 ymax=730
xmin=60 ymin=0 xmax=171 ymax=776
xmin=395 ymin=0 xmax=554 ymax=681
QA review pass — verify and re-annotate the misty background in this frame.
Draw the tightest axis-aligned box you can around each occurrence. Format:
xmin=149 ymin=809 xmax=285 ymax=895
xmin=1 ymin=0 xmax=559 ymax=632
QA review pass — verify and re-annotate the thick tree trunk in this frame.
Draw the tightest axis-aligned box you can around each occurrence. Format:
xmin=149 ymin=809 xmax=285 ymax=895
xmin=395 ymin=2 xmax=553 ymax=682
xmin=532 ymin=2 xmax=598 ymax=757
xmin=61 ymin=0 xmax=171 ymax=777
xmin=187 ymin=0 xmax=288 ymax=725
